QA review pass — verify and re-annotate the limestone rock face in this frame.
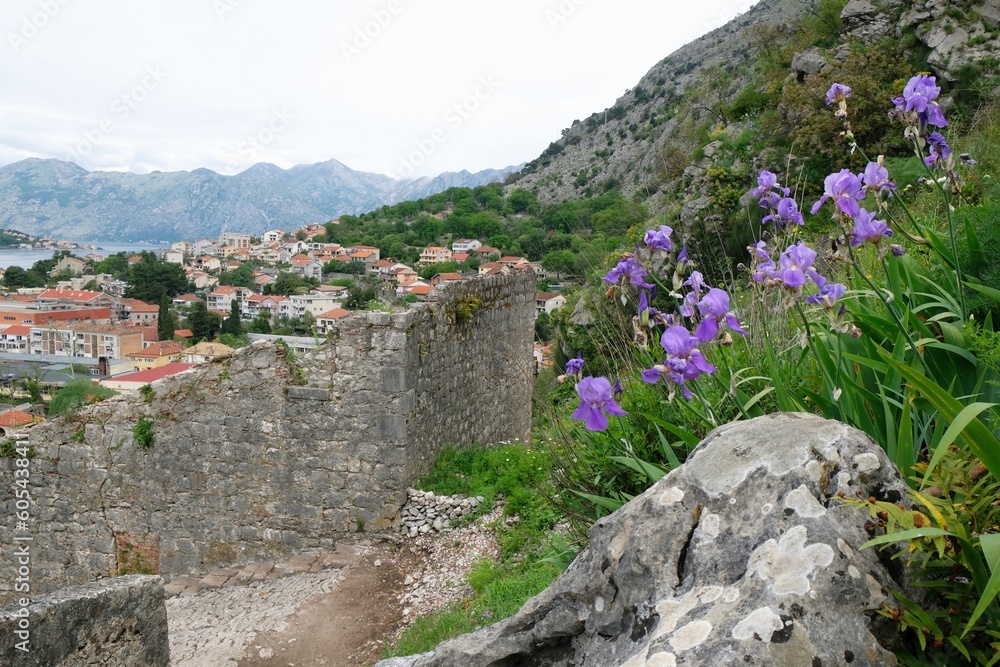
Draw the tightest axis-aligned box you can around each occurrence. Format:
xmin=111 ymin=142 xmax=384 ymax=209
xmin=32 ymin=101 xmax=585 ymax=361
xmin=379 ymin=414 xmax=908 ymax=667
xmin=790 ymin=49 xmax=829 ymax=76
xmin=842 ymin=0 xmax=893 ymax=42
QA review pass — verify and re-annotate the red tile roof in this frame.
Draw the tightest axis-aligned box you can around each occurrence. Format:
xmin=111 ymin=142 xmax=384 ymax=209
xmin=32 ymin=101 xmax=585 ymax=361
xmin=317 ymin=308 xmax=351 ymax=320
xmin=126 ymin=341 xmax=183 ymax=359
xmin=111 ymin=363 xmax=196 ymax=383
xmin=37 ymin=289 xmax=105 ymax=302
xmin=0 ymin=409 xmax=37 ymax=428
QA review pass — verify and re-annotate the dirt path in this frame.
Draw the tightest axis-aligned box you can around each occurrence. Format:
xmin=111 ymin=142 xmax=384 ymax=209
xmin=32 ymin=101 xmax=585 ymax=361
xmin=168 ymin=514 xmax=501 ymax=667
xmin=236 ymin=539 xmax=417 ymax=667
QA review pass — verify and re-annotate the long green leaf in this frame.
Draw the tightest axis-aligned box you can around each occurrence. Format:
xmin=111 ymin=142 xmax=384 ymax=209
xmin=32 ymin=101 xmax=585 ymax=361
xmin=921 ymin=402 xmax=1000 ymax=486
xmin=962 ymin=562 xmax=1000 ymax=637
xmin=572 ymin=490 xmax=625 ymax=512
xmin=881 ymin=352 xmax=1000 ymax=482
xmin=983 ymin=533 xmax=1000 ymax=573
xmin=861 ymin=527 xmax=954 ymax=549
xmin=610 ymin=455 xmax=667 ymax=483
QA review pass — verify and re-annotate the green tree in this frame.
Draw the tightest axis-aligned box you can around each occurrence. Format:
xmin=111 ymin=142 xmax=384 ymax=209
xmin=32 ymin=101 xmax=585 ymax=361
xmin=249 ymin=312 xmax=272 ymax=334
xmin=270 ymin=272 xmax=313 ymax=295
xmin=218 ymin=262 xmax=255 ymax=289
xmin=92 ymin=252 xmax=130 ymax=278
xmin=223 ymin=300 xmax=243 ymax=336
xmin=344 ymin=285 xmax=378 ymax=310
xmin=48 ymin=379 xmax=117 ymax=416
xmin=157 ymin=296 xmax=177 ymax=341
xmin=186 ymin=301 xmax=221 ymax=343
xmin=125 ymin=252 xmax=191 ymax=302
xmin=542 ymin=250 xmax=578 ymax=279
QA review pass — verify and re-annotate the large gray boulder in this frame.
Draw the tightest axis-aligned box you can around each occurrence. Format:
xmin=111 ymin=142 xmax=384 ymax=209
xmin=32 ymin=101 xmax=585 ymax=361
xmin=379 ymin=413 xmax=909 ymax=667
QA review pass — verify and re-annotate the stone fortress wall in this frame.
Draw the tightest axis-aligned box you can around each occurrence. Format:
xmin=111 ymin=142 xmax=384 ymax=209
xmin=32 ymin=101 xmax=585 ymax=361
xmin=0 ymin=271 xmax=536 ymax=600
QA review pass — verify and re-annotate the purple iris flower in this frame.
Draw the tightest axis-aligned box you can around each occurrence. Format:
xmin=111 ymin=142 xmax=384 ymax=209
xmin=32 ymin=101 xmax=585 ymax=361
xmin=752 ymin=170 xmax=790 ymax=209
xmin=644 ymin=225 xmax=673 ymax=252
xmin=641 ymin=326 xmax=717 ymax=399
xmin=572 ymin=376 xmax=627 ymax=431
xmin=680 ymin=291 xmax=698 ymax=318
xmin=684 ymin=271 xmax=707 ymax=295
xmin=851 ymin=208 xmax=893 ymax=247
xmin=777 ymin=242 xmax=817 ymax=289
xmin=752 ymin=171 xmax=785 ymax=196
xmin=763 ymin=197 xmax=805 ymax=227
xmin=805 ymin=281 xmax=847 ymax=308
xmin=893 ymin=74 xmax=948 ymax=129
xmin=752 ymin=241 xmax=770 ymax=261
xmin=694 ymin=288 xmax=747 ymax=341
xmin=825 ymin=83 xmax=852 ymax=106
xmin=677 ymin=245 xmax=689 ymax=267
xmin=924 ymin=132 xmax=952 ymax=168
xmin=565 ymin=353 xmax=584 ymax=375
xmin=862 ymin=161 xmax=896 ymax=193
xmin=603 ymin=256 xmax=654 ymax=289
xmin=811 ymin=169 xmax=864 ymax=216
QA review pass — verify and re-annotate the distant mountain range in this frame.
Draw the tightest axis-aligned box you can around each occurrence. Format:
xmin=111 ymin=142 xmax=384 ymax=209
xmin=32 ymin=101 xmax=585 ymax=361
xmin=0 ymin=158 xmax=520 ymax=242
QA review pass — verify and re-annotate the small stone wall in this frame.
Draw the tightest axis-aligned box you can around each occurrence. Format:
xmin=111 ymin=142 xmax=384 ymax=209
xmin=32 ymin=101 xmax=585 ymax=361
xmin=0 ymin=575 xmax=168 ymax=666
xmin=399 ymin=488 xmax=486 ymax=537
xmin=0 ymin=272 xmax=535 ymax=599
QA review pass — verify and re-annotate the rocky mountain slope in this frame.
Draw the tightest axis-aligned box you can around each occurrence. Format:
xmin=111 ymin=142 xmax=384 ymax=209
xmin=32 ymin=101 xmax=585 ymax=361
xmin=512 ymin=0 xmax=1000 ymax=214
xmin=0 ymin=158 xmax=519 ymax=242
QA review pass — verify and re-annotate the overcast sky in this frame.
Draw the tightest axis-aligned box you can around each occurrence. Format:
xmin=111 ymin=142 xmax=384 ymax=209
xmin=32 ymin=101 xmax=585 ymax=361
xmin=0 ymin=0 xmax=758 ymax=179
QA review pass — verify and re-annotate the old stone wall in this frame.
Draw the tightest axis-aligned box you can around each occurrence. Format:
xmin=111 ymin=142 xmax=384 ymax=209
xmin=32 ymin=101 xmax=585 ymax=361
xmin=0 ymin=575 xmax=169 ymax=666
xmin=0 ymin=272 xmax=535 ymax=599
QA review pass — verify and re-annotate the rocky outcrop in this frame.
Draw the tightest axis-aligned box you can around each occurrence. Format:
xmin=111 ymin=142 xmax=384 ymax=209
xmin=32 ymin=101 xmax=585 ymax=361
xmin=0 ymin=575 xmax=169 ymax=666
xmin=379 ymin=413 xmax=910 ymax=667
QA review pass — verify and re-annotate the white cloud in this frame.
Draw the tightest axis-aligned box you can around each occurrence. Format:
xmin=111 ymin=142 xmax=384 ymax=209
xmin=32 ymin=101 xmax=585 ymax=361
xmin=0 ymin=0 xmax=760 ymax=177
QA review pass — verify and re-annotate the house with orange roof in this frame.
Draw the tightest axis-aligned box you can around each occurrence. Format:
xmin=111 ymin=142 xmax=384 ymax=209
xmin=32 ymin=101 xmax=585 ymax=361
xmin=184 ymin=269 xmax=218 ymax=290
xmin=125 ymin=340 xmax=183 ymax=372
xmin=120 ymin=298 xmax=159 ymax=325
xmin=0 ymin=409 xmax=42 ymax=437
xmin=474 ymin=245 xmax=501 ymax=257
xmin=0 ymin=325 xmax=32 ymax=353
xmin=290 ymin=254 xmax=323 ymax=280
xmin=536 ymin=292 xmax=567 ymax=316
xmin=430 ymin=272 xmax=463 ymax=286
xmin=36 ymin=289 xmax=123 ymax=321
xmin=181 ymin=342 xmax=234 ymax=364
xmin=419 ymin=247 xmax=452 ymax=267
xmin=172 ymin=294 xmax=203 ymax=309
xmin=387 ymin=266 xmax=419 ymax=287
xmin=246 ymin=294 xmax=286 ymax=321
xmin=207 ymin=286 xmax=253 ymax=314
xmin=100 ymin=363 xmax=196 ymax=392
xmin=452 ymin=239 xmax=482 ymax=253
xmin=315 ymin=308 xmax=351 ymax=334
xmin=478 ymin=262 xmax=505 ymax=276
xmin=451 ymin=252 xmax=470 ymax=263
xmin=31 ymin=323 xmax=143 ymax=359
xmin=193 ymin=256 xmax=222 ymax=273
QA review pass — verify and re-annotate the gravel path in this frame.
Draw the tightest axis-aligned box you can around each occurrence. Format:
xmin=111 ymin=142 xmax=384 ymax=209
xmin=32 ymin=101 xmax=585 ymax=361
xmin=166 ymin=504 xmax=504 ymax=666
